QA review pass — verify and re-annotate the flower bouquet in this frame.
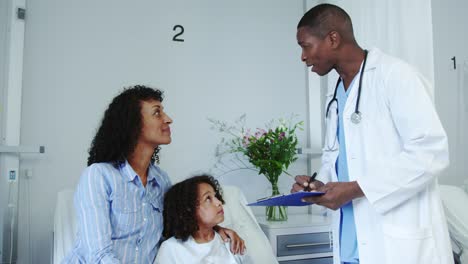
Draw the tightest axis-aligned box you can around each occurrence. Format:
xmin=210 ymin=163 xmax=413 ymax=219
xmin=209 ymin=114 xmax=303 ymax=221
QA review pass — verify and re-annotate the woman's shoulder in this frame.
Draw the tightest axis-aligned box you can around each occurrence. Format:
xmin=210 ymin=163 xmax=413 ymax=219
xmin=86 ymin=161 xmax=118 ymax=171
xmin=80 ymin=162 xmax=116 ymax=178
xmin=77 ymin=162 xmax=121 ymax=186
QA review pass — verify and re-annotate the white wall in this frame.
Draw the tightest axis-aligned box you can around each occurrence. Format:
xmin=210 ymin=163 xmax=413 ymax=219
xmin=1 ymin=0 xmax=26 ymax=262
xmin=17 ymin=1 xmax=314 ymax=263
xmin=0 ymin=1 xmax=9 ymax=261
xmin=432 ymin=0 xmax=468 ymax=185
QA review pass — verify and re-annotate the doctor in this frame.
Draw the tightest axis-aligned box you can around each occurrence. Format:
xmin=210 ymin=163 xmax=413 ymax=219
xmin=292 ymin=4 xmax=453 ymax=264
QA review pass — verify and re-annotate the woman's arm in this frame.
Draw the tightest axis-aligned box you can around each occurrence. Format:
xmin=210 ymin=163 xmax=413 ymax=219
xmin=75 ymin=165 xmax=120 ymax=263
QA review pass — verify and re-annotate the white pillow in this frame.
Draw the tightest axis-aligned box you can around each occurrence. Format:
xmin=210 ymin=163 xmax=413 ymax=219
xmin=462 ymin=178 xmax=468 ymax=194
xmin=53 ymin=189 xmax=77 ymax=264
xmin=439 ymin=185 xmax=468 ymax=249
xmin=220 ymin=185 xmax=278 ymax=264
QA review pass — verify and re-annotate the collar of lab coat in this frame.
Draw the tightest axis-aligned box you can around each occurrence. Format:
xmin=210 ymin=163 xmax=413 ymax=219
xmin=325 ymin=47 xmax=381 ymax=98
xmin=340 ymin=47 xmax=381 ymax=115
xmin=363 ymin=47 xmax=381 ymax=72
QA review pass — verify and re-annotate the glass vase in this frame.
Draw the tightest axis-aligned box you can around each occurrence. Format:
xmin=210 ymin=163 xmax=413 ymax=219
xmin=265 ymin=183 xmax=288 ymax=221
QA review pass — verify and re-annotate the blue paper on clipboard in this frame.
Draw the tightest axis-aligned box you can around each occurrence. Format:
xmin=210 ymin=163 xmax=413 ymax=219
xmin=247 ymin=191 xmax=325 ymax=206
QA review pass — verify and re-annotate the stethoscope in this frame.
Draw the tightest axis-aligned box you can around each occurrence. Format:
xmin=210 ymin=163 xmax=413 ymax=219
xmin=325 ymin=49 xmax=368 ymax=124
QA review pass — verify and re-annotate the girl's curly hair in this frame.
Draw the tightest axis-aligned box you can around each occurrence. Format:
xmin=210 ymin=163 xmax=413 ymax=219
xmin=87 ymin=85 xmax=164 ymax=166
xmin=162 ymin=175 xmax=224 ymax=241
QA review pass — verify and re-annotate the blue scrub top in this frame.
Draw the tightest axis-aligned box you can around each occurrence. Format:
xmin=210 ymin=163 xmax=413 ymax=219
xmin=336 ymin=78 xmax=360 ymax=264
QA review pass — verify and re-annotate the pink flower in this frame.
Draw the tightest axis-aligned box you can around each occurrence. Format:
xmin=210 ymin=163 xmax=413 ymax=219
xmin=242 ymin=135 xmax=250 ymax=146
xmin=255 ymin=128 xmax=267 ymax=139
xmin=279 ymin=132 xmax=286 ymax=140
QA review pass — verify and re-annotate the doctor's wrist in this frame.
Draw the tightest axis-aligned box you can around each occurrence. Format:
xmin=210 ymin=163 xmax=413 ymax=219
xmin=350 ymin=181 xmax=364 ymax=199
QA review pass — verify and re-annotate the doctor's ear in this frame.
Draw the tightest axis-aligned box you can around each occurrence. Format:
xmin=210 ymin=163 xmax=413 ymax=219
xmin=326 ymin=31 xmax=341 ymax=48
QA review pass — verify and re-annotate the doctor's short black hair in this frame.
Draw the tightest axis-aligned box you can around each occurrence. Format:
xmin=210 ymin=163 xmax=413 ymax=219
xmin=298 ymin=3 xmax=354 ymax=40
xmin=162 ymin=174 xmax=225 ymax=241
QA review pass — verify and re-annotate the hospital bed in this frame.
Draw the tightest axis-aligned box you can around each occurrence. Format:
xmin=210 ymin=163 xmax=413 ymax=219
xmin=439 ymin=184 xmax=468 ymax=264
xmin=53 ymin=185 xmax=278 ymax=264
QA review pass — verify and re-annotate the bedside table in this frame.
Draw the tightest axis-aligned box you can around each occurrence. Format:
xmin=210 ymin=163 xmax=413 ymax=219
xmin=257 ymin=214 xmax=333 ymax=264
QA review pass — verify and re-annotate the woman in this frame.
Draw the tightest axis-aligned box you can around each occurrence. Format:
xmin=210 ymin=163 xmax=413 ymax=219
xmin=64 ymin=85 xmax=243 ymax=263
xmin=155 ymin=175 xmax=251 ymax=264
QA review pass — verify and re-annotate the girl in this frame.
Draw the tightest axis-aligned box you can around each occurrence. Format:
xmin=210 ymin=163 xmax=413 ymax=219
xmin=156 ymin=175 xmax=249 ymax=264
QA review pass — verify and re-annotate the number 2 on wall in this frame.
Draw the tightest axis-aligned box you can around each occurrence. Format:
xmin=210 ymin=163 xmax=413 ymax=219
xmin=173 ymin=25 xmax=184 ymax=42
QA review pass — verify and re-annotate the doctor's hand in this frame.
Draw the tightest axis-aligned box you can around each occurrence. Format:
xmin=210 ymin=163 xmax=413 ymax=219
xmin=301 ymin=181 xmax=364 ymax=210
xmin=215 ymin=226 xmax=246 ymax=255
xmin=291 ymin=175 xmax=324 ymax=193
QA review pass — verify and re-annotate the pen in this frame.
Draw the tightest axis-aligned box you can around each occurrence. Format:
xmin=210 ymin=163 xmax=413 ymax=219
xmin=303 ymin=172 xmax=317 ymax=192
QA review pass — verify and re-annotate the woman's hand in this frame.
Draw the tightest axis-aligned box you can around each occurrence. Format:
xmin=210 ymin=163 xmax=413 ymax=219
xmin=216 ymin=226 xmax=246 ymax=255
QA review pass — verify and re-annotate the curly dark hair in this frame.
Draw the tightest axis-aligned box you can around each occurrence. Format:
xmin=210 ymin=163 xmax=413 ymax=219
xmin=87 ymin=85 xmax=164 ymax=166
xmin=162 ymin=175 xmax=225 ymax=241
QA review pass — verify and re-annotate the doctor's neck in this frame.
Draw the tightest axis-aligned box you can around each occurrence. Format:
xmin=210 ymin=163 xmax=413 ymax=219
xmin=334 ymin=45 xmax=366 ymax=90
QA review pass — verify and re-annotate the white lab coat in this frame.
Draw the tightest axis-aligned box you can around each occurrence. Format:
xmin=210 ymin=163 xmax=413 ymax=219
xmin=318 ymin=48 xmax=453 ymax=264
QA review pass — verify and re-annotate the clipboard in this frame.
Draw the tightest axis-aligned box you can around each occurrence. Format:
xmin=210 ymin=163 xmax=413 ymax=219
xmin=247 ymin=191 xmax=325 ymax=206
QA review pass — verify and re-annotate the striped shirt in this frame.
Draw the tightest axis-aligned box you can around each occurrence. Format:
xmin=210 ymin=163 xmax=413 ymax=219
xmin=63 ymin=160 xmax=172 ymax=263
